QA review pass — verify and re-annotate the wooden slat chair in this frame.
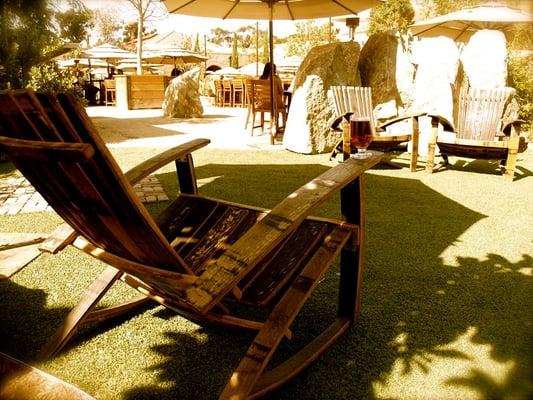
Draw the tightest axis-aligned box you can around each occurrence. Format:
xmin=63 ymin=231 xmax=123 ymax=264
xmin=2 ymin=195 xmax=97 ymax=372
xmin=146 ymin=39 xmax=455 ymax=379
xmin=249 ymin=79 xmax=287 ymax=137
xmin=103 ymin=79 xmax=115 ymax=106
xmin=213 ymin=79 xmax=223 ymax=107
xmin=221 ymin=79 xmax=233 ymax=107
xmin=0 ymin=89 xmax=383 ymax=399
xmin=330 ymin=86 xmax=421 ymax=172
xmin=426 ymin=87 xmax=527 ymax=181
xmin=231 ymin=78 xmax=245 ymax=107
xmin=0 ymin=352 xmax=94 ymax=400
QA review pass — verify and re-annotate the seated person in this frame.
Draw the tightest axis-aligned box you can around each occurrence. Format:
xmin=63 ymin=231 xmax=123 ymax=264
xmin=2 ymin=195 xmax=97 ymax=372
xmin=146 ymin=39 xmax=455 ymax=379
xmin=260 ymin=62 xmax=286 ymax=128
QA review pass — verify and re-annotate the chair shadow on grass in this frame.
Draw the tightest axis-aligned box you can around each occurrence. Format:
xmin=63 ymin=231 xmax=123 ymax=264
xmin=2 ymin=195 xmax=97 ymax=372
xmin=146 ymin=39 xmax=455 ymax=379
xmin=118 ymin=165 xmax=532 ymax=400
xmin=430 ymin=157 xmax=532 ymax=181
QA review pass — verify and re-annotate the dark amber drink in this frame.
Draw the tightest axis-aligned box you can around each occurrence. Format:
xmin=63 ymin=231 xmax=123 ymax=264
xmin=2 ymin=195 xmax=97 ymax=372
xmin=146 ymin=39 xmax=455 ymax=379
xmin=349 ymin=116 xmax=373 ymax=158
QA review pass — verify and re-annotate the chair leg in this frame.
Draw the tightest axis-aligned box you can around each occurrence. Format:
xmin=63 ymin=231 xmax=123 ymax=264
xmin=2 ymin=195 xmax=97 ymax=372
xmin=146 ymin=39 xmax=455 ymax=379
xmin=39 ymin=266 xmax=143 ymax=359
xmin=426 ymin=117 xmax=439 ymax=173
xmin=504 ymin=135 xmax=520 ymax=181
xmin=219 ymin=227 xmax=352 ymax=399
xmin=410 ymin=117 xmax=419 ymax=172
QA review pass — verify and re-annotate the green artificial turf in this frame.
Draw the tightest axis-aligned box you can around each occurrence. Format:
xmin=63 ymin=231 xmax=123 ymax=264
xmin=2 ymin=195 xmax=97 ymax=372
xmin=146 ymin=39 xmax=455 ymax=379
xmin=1 ymin=145 xmax=532 ymax=400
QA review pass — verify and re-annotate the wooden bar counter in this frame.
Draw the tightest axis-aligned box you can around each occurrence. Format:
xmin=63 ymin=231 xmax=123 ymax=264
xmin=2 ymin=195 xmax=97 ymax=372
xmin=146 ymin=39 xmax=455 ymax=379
xmin=115 ymin=75 xmax=170 ymax=110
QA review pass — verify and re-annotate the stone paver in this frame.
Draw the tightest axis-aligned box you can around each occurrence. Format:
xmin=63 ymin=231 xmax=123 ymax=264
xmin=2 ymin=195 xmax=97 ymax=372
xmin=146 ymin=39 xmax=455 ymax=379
xmin=0 ymin=175 xmax=168 ymax=215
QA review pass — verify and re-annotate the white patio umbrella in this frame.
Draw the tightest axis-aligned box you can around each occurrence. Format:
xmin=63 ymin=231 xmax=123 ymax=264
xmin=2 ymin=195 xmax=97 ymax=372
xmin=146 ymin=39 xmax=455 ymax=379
xmin=142 ymin=48 xmax=207 ymax=68
xmin=57 ymin=58 xmax=109 ymax=69
xmin=238 ymin=62 xmax=265 ymax=77
xmin=410 ymin=3 xmax=533 ymax=42
xmin=79 ymin=43 xmax=137 ymax=78
xmin=163 ymin=0 xmax=381 ymax=143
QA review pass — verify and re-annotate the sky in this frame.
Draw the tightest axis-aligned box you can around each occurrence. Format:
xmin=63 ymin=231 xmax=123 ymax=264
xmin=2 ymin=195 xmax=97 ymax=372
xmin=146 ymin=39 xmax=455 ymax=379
xmin=79 ymin=0 xmax=300 ymax=37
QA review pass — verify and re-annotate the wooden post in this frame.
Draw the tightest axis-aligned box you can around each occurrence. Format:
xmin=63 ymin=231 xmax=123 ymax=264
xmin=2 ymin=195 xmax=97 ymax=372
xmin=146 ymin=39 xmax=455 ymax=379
xmin=338 ymin=174 xmax=365 ymax=322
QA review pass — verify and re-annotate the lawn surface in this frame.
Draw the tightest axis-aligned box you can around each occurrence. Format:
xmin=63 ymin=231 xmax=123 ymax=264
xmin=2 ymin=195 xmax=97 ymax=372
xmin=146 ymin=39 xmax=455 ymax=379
xmin=1 ymin=124 xmax=532 ymax=399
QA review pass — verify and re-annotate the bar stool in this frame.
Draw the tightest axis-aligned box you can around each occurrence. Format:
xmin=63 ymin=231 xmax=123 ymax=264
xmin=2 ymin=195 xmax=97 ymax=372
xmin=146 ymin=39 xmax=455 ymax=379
xmin=222 ymin=79 xmax=233 ymax=107
xmin=231 ymin=79 xmax=245 ymax=107
xmin=214 ymin=79 xmax=223 ymax=107
xmin=104 ymin=79 xmax=116 ymax=106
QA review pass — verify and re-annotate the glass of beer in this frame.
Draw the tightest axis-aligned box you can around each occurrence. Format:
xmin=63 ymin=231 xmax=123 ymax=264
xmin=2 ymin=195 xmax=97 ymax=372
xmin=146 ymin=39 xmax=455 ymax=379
xmin=349 ymin=116 xmax=373 ymax=159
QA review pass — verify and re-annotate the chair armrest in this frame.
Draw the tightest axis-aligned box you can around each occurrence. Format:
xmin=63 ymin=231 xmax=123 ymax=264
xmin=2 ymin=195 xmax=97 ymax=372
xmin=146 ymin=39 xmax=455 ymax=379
xmin=185 ymin=151 xmax=383 ymax=314
xmin=427 ymin=114 xmax=455 ymax=132
xmin=502 ymin=119 xmax=523 ymax=136
xmin=124 ymin=139 xmax=210 ymax=185
xmin=378 ymin=112 xmax=426 ymax=129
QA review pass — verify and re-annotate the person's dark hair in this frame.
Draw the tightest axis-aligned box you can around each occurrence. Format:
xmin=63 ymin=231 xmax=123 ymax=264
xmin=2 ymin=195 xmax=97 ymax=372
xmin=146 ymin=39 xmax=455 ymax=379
xmin=260 ymin=62 xmax=276 ymax=79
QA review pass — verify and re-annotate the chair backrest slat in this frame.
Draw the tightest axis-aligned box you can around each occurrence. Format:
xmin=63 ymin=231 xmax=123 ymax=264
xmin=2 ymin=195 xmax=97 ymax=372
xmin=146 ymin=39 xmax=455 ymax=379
xmin=0 ymin=89 xmax=191 ymax=273
xmin=456 ymin=87 xmax=513 ymax=140
xmin=331 ymin=86 xmax=376 ymax=132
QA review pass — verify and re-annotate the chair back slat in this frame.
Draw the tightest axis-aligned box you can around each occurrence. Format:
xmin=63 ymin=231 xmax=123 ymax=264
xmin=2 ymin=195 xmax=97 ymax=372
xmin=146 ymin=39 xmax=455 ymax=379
xmin=331 ymin=86 xmax=376 ymax=132
xmin=0 ymin=89 xmax=191 ymax=273
xmin=456 ymin=87 xmax=513 ymax=140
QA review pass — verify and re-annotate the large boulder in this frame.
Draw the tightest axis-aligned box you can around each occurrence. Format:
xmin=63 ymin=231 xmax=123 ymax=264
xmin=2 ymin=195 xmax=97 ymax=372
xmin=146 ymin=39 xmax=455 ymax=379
xmin=359 ymin=32 xmax=415 ymax=119
xmin=283 ymin=41 xmax=361 ymax=154
xmin=410 ymin=36 xmax=460 ymax=123
xmin=163 ymin=67 xmax=203 ymax=118
xmin=461 ymin=29 xmax=507 ymax=88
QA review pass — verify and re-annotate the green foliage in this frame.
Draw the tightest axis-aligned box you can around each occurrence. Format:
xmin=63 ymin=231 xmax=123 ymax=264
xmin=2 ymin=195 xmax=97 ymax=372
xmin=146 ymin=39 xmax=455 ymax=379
xmin=0 ymin=0 xmax=56 ymax=89
xmin=421 ymin=0 xmax=483 ymax=17
xmin=193 ymin=33 xmax=201 ymax=52
xmin=368 ymin=0 xmax=415 ymax=35
xmin=55 ymin=1 xmax=94 ymax=44
xmin=507 ymin=53 xmax=533 ymax=131
xmin=230 ymin=33 xmax=239 ymax=68
xmin=261 ymin=31 xmax=270 ymax=64
xmin=285 ymin=21 xmax=338 ymax=58
xmin=26 ymin=62 xmax=84 ymax=102
xmin=94 ymin=9 xmax=121 ymax=45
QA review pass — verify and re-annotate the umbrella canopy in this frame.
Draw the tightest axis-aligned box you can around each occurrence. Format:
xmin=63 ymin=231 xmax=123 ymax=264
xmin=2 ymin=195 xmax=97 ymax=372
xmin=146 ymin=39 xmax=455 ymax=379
xmin=238 ymin=62 xmax=265 ymax=76
xmin=410 ymin=3 xmax=533 ymax=42
xmin=79 ymin=43 xmax=137 ymax=62
xmin=57 ymin=58 xmax=109 ymax=68
xmin=164 ymin=0 xmax=380 ymax=20
xmin=142 ymin=48 xmax=207 ymax=66
xmin=208 ymin=66 xmax=241 ymax=76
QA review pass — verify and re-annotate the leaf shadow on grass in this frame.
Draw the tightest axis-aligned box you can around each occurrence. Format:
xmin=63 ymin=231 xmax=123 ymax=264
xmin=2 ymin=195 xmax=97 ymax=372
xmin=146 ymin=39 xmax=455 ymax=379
xmin=1 ymin=163 xmax=530 ymax=399
xmin=120 ymin=165 xmax=532 ymax=400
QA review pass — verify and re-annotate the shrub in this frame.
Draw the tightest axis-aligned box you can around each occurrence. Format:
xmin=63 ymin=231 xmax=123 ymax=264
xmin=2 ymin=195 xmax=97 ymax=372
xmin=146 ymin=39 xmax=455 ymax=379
xmin=26 ymin=62 xmax=85 ymax=103
xmin=507 ymin=52 xmax=533 ymax=133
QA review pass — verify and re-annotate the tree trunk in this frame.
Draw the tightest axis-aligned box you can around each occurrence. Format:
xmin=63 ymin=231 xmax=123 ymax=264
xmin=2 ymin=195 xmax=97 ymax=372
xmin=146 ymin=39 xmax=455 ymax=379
xmin=136 ymin=1 xmax=143 ymax=75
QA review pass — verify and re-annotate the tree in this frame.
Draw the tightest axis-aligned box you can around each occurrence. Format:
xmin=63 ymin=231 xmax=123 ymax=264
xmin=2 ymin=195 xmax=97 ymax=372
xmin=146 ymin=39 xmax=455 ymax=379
xmin=230 ymin=32 xmax=239 ymax=68
xmin=368 ymin=0 xmax=415 ymax=35
xmin=193 ymin=33 xmax=200 ymax=52
xmin=124 ymin=0 xmax=167 ymax=74
xmin=55 ymin=0 xmax=94 ymax=44
xmin=0 ymin=0 xmax=56 ymax=89
xmin=285 ymin=21 xmax=337 ymax=58
xmin=94 ymin=9 xmax=121 ymax=44
xmin=421 ymin=0 xmax=483 ymax=18
xmin=261 ymin=31 xmax=270 ymax=64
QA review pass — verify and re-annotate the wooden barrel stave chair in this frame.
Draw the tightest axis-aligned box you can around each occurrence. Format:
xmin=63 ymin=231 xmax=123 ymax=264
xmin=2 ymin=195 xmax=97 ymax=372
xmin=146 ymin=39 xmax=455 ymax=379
xmin=0 ymin=89 xmax=383 ymax=399
xmin=426 ymin=87 xmax=527 ymax=181
xmin=330 ymin=86 xmax=422 ymax=172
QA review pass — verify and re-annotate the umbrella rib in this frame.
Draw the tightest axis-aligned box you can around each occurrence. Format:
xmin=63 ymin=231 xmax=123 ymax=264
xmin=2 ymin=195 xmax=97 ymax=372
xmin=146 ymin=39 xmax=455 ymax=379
xmin=167 ymin=0 xmax=197 ymax=14
xmin=223 ymin=0 xmax=241 ymax=20
xmin=332 ymin=0 xmax=358 ymax=16
xmin=284 ymin=0 xmax=295 ymax=20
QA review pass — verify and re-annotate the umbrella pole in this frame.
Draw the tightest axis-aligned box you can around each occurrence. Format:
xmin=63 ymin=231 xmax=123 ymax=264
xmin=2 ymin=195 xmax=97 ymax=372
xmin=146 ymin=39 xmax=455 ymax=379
xmin=269 ymin=4 xmax=275 ymax=145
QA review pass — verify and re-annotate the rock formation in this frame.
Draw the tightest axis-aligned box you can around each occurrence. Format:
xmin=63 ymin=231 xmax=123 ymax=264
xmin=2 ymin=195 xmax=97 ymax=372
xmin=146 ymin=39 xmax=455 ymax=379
xmin=283 ymin=41 xmax=361 ymax=154
xmin=163 ymin=67 xmax=203 ymax=118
